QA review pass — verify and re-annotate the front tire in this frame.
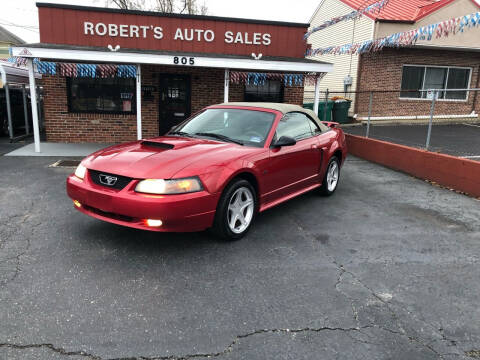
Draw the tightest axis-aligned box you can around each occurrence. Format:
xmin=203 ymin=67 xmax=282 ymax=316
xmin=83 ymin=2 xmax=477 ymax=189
xmin=212 ymin=179 xmax=257 ymax=241
xmin=319 ymin=156 xmax=340 ymax=196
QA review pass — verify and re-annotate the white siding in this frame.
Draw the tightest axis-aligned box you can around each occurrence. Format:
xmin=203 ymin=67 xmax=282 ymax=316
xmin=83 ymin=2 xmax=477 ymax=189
xmin=306 ymin=0 xmax=374 ymax=113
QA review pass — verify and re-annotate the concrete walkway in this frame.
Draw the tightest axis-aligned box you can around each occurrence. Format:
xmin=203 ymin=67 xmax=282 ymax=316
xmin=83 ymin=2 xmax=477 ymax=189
xmin=4 ymin=142 xmax=112 ymax=157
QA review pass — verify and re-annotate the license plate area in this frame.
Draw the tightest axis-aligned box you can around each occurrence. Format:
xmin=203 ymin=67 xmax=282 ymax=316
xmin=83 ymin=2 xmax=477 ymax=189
xmin=88 ymin=192 xmax=113 ymax=213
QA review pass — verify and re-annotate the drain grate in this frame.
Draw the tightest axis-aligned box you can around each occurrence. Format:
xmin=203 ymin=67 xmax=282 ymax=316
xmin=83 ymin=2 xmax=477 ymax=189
xmin=466 ymin=350 xmax=480 ymax=358
xmin=49 ymin=160 xmax=81 ymax=168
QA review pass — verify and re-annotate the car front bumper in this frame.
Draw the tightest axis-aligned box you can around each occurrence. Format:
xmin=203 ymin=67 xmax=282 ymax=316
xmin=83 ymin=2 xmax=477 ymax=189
xmin=66 ymin=173 xmax=219 ymax=232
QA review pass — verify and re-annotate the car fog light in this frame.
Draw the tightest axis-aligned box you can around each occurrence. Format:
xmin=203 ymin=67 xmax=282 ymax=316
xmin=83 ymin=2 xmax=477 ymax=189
xmin=145 ymin=219 xmax=162 ymax=227
xmin=73 ymin=200 xmax=82 ymax=208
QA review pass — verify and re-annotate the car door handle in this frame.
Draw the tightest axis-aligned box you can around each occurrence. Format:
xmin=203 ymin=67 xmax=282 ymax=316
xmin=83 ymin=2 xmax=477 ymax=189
xmin=311 ymin=144 xmax=318 ymax=149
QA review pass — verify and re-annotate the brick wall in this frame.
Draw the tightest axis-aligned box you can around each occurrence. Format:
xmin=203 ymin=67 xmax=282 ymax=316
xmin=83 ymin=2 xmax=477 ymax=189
xmin=42 ymin=65 xmax=305 ymax=143
xmin=355 ymin=48 xmax=480 ymax=117
xmin=283 ymin=85 xmax=305 ymax=104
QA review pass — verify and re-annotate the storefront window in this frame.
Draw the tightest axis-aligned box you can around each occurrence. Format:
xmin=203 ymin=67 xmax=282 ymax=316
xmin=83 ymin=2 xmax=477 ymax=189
xmin=67 ymin=77 xmax=136 ymax=114
xmin=245 ymin=80 xmax=283 ymax=102
xmin=400 ymin=65 xmax=471 ymax=100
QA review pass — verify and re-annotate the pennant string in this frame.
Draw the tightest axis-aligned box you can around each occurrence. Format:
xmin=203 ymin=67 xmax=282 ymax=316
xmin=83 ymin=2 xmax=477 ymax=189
xmin=5 ymin=59 xmax=138 ymax=79
xmin=307 ymin=10 xmax=480 ymax=56
xmin=304 ymin=0 xmax=390 ymax=39
xmin=229 ymin=72 xmax=326 ymax=87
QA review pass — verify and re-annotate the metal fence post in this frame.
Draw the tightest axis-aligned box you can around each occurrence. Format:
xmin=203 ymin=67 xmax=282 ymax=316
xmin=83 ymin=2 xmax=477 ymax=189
xmin=5 ymin=84 xmax=14 ymax=140
xmin=425 ymin=90 xmax=437 ymax=151
xmin=323 ymin=89 xmax=329 ymax=122
xmin=366 ymin=91 xmax=373 ymax=138
xmin=22 ymin=84 xmax=30 ymax=135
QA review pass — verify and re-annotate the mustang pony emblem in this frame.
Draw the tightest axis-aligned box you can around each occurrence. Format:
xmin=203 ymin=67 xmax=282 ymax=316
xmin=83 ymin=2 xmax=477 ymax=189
xmin=99 ymin=174 xmax=118 ymax=186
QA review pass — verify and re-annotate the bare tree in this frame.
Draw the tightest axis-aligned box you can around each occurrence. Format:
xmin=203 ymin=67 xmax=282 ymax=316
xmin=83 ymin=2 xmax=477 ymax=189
xmin=105 ymin=0 xmax=208 ymax=14
xmin=155 ymin=0 xmax=175 ymax=13
xmin=178 ymin=0 xmax=208 ymax=15
xmin=108 ymin=0 xmax=145 ymax=10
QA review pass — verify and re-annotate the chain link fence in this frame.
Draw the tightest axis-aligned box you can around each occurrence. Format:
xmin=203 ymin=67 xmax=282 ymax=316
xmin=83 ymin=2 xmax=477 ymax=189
xmin=303 ymin=88 xmax=480 ymax=160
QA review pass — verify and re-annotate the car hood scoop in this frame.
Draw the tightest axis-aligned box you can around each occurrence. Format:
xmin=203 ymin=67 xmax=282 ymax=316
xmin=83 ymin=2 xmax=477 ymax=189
xmin=140 ymin=140 xmax=175 ymax=150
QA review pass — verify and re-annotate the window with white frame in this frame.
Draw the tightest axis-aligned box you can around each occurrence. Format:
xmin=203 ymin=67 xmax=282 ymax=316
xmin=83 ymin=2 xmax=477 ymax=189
xmin=400 ymin=65 xmax=471 ymax=100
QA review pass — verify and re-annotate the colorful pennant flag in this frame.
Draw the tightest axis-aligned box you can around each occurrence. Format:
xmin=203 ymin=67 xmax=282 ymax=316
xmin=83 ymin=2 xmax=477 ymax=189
xmin=229 ymin=72 xmax=323 ymax=87
xmin=307 ymin=10 xmax=480 ymax=56
xmin=6 ymin=59 xmax=138 ymax=79
xmin=304 ymin=0 xmax=389 ymax=40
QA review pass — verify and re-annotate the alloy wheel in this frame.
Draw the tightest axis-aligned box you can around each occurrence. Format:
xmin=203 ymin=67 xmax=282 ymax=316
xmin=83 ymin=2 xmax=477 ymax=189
xmin=327 ymin=161 xmax=339 ymax=192
xmin=227 ymin=186 xmax=254 ymax=234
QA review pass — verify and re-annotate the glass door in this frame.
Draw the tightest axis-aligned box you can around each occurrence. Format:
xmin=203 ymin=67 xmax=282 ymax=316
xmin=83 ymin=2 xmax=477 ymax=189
xmin=158 ymin=74 xmax=191 ymax=135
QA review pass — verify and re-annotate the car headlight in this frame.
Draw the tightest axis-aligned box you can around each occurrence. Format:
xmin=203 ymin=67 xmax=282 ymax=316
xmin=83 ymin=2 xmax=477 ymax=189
xmin=135 ymin=177 xmax=203 ymax=194
xmin=74 ymin=163 xmax=87 ymax=180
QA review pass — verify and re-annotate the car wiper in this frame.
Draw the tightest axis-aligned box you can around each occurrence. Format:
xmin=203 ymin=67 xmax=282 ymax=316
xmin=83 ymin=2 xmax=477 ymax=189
xmin=194 ymin=132 xmax=244 ymax=145
xmin=168 ymin=131 xmax=195 ymax=138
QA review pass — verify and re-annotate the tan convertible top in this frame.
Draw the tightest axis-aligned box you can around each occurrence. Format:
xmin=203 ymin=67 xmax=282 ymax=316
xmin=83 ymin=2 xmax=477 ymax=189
xmin=215 ymin=102 xmax=329 ymax=132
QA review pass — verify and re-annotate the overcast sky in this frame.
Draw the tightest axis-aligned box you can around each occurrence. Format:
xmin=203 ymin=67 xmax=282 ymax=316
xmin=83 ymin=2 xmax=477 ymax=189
xmin=1 ymin=0 xmax=321 ymax=44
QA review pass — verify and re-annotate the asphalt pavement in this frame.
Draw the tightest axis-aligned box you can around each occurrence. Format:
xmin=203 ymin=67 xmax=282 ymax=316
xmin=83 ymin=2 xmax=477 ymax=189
xmin=0 ymin=136 xmax=31 ymax=156
xmin=345 ymin=123 xmax=480 ymax=160
xmin=1 ymin=155 xmax=480 ymax=359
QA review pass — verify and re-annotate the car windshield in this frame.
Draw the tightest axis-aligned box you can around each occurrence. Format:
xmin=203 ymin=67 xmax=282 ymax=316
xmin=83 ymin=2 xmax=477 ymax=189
xmin=171 ymin=108 xmax=276 ymax=147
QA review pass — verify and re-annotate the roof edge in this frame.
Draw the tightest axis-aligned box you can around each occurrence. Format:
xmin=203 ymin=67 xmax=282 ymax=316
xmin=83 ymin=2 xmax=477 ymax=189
xmin=11 ymin=44 xmax=334 ymax=73
xmin=309 ymin=0 xmax=327 ymax=24
xmin=338 ymin=0 xmax=377 ymax=21
xmin=15 ymin=42 xmax=329 ymax=64
xmin=412 ymin=0 xmax=457 ymax=22
xmin=340 ymin=0 xmax=476 ymax=24
xmin=0 ymin=25 xmax=26 ymax=45
xmin=36 ymin=2 xmax=310 ymax=28
xmin=376 ymin=19 xmax=415 ymax=24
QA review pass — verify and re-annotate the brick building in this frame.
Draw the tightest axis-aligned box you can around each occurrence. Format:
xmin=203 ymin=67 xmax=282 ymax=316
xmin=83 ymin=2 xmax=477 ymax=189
xmin=11 ymin=3 xmax=331 ymax=148
xmin=355 ymin=47 xmax=480 ymax=119
xmin=307 ymin=0 xmax=480 ymax=121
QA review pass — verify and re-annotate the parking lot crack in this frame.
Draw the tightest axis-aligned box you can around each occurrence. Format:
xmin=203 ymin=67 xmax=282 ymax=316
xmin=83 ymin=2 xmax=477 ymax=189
xmin=290 ymin=214 xmax=458 ymax=359
xmin=0 ymin=343 xmax=101 ymax=359
xmin=134 ymin=326 xmax=375 ymax=360
xmin=0 ymin=214 xmax=33 ymax=287
xmin=333 ymin=262 xmax=456 ymax=359
xmin=335 ymin=265 xmax=360 ymax=327
xmin=0 ymin=327 xmax=374 ymax=360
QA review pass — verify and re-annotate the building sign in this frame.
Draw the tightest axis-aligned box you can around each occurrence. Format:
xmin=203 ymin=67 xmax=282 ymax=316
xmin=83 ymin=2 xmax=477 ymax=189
xmin=38 ymin=4 xmax=308 ymax=58
xmin=83 ymin=22 xmax=272 ymax=46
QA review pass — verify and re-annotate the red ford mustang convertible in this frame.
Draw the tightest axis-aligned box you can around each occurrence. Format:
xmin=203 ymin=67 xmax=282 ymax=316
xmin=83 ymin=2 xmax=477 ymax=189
xmin=67 ymin=103 xmax=347 ymax=240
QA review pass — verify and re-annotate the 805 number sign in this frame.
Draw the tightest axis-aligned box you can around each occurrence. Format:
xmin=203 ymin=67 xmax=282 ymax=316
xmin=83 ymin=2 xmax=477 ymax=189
xmin=173 ymin=56 xmax=195 ymax=66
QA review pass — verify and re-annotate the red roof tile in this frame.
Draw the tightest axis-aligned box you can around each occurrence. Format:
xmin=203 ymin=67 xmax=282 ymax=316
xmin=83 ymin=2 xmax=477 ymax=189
xmin=339 ymin=0 xmax=479 ymax=22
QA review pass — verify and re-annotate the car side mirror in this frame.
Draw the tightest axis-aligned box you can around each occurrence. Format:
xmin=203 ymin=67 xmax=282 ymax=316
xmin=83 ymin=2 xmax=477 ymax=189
xmin=273 ymin=136 xmax=296 ymax=147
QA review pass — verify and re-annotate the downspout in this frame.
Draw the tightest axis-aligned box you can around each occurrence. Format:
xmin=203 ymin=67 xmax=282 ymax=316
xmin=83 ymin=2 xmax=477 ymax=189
xmin=353 ymin=53 xmax=362 ymax=115
xmin=471 ymin=64 xmax=480 ymax=113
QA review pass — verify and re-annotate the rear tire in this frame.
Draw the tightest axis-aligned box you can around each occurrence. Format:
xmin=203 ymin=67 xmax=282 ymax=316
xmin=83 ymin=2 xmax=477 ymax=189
xmin=212 ymin=179 xmax=257 ymax=241
xmin=319 ymin=156 xmax=340 ymax=196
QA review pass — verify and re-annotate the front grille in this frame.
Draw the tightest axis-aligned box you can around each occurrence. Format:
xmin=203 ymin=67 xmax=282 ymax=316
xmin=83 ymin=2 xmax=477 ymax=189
xmin=88 ymin=170 xmax=133 ymax=190
xmin=83 ymin=205 xmax=134 ymax=222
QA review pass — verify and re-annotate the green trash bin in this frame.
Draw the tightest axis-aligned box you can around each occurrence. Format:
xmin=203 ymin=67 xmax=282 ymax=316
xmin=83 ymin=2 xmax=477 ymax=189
xmin=332 ymin=100 xmax=352 ymax=124
xmin=303 ymin=101 xmax=334 ymax=121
